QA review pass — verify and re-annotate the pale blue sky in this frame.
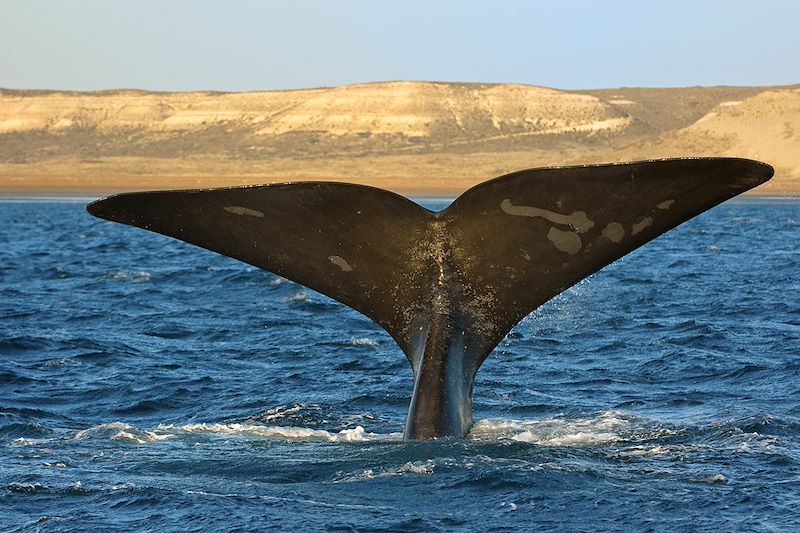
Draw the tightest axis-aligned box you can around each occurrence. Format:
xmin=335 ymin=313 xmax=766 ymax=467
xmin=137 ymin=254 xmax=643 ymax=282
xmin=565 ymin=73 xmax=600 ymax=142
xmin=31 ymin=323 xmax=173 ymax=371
xmin=1 ymin=0 xmax=798 ymax=91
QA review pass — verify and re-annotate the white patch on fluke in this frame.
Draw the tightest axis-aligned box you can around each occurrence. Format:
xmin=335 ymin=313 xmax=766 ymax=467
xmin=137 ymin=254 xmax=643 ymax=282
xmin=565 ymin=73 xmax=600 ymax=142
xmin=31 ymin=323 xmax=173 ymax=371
xmin=500 ymin=199 xmax=594 ymax=233
xmin=224 ymin=206 xmax=264 ymax=218
xmin=602 ymin=222 xmax=625 ymax=243
xmin=656 ymin=199 xmax=675 ymax=210
xmin=631 ymin=216 xmax=653 ymax=235
xmin=329 ymin=255 xmax=353 ymax=271
xmin=547 ymin=227 xmax=582 ymax=254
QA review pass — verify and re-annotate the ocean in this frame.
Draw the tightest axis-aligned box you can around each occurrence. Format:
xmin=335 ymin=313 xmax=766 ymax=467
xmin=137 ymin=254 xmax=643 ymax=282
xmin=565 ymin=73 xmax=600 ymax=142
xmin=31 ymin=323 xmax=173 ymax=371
xmin=1 ymin=197 xmax=799 ymax=531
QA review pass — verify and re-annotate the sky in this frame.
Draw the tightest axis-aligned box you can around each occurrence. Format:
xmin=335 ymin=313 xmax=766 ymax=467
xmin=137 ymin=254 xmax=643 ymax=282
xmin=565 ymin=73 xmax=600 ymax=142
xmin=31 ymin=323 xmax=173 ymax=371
xmin=1 ymin=0 xmax=798 ymax=92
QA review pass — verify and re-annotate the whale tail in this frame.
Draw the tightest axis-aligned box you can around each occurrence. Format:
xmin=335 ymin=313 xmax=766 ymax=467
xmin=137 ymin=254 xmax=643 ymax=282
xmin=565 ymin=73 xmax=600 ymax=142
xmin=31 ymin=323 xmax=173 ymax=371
xmin=87 ymin=158 xmax=773 ymax=439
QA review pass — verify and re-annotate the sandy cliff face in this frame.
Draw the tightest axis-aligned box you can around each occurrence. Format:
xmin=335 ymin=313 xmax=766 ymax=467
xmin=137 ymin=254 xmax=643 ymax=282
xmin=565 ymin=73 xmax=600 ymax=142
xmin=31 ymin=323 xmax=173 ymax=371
xmin=0 ymin=82 xmax=629 ymax=139
xmin=252 ymin=82 xmax=629 ymax=138
xmin=0 ymin=82 xmax=797 ymax=194
xmin=679 ymin=89 xmax=800 ymax=179
xmin=0 ymin=90 xmax=317 ymax=133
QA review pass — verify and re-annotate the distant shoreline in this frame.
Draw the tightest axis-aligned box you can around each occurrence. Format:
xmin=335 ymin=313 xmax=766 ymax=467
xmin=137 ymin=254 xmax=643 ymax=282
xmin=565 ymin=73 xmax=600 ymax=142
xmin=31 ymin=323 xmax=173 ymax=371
xmin=2 ymin=81 xmax=799 ymax=198
xmin=1 ymin=184 xmax=796 ymax=200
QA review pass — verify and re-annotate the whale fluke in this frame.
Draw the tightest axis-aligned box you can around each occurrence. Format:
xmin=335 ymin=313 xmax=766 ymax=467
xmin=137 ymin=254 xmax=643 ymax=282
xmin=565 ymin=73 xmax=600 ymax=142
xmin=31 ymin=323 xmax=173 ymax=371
xmin=87 ymin=157 xmax=773 ymax=439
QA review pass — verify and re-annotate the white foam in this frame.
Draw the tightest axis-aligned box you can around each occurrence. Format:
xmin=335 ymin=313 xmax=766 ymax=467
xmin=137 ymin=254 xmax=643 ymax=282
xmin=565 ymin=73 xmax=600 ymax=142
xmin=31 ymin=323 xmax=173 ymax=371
xmin=333 ymin=460 xmax=435 ymax=483
xmin=7 ymin=482 xmax=45 ymax=493
xmin=186 ymin=489 xmax=396 ymax=511
xmin=106 ymin=271 xmax=151 ymax=283
xmin=469 ymin=411 xmax=633 ymax=446
xmin=43 ymin=357 xmax=80 ymax=367
xmin=177 ymin=424 xmax=398 ymax=442
xmin=72 ymin=420 xmax=402 ymax=444
xmin=253 ymin=404 xmax=306 ymax=423
xmin=499 ymin=501 xmax=518 ymax=511
xmin=396 ymin=460 xmax=435 ymax=475
xmin=161 ymin=422 xmax=402 ymax=443
xmin=617 ymin=445 xmax=687 ymax=457
xmin=74 ymin=422 xmax=173 ymax=444
xmin=732 ymin=433 xmax=781 ymax=454
xmin=281 ymin=291 xmax=310 ymax=303
xmin=11 ymin=437 xmax=45 ymax=446
xmin=697 ymin=473 xmax=728 ymax=484
xmin=348 ymin=337 xmax=378 ymax=347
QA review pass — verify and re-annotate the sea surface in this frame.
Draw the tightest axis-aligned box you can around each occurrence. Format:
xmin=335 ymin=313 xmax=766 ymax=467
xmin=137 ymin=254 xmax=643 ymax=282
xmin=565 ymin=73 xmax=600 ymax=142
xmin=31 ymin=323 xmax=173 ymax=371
xmin=1 ymin=197 xmax=799 ymax=532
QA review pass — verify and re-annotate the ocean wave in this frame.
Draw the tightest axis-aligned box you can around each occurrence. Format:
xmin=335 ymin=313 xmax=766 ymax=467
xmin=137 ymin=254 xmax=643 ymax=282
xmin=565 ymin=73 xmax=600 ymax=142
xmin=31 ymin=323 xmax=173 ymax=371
xmin=60 ymin=412 xmax=798 ymax=453
xmin=1 ymin=422 xmax=54 ymax=439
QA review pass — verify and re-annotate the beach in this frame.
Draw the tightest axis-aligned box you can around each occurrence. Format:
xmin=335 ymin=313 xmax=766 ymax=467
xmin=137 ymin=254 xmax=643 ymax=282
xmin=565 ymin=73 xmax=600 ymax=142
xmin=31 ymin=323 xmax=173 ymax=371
xmin=1 ymin=154 xmax=797 ymax=198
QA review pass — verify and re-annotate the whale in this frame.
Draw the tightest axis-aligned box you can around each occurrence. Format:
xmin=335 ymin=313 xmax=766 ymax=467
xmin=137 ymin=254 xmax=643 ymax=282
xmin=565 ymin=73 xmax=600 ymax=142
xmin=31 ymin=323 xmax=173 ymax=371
xmin=87 ymin=157 xmax=773 ymax=440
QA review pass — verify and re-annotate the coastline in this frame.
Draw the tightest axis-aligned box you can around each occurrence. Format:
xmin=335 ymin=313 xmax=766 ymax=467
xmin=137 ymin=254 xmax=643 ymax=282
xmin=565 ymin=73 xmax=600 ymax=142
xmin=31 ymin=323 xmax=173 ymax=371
xmin=0 ymin=180 xmax=800 ymax=202
xmin=1 ymin=177 xmax=797 ymax=199
xmin=3 ymin=82 xmax=799 ymax=200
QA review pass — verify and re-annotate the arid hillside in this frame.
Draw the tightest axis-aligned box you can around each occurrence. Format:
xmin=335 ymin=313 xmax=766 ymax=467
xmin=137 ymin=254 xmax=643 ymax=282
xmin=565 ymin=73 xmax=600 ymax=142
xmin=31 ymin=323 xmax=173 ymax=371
xmin=0 ymin=81 xmax=797 ymax=194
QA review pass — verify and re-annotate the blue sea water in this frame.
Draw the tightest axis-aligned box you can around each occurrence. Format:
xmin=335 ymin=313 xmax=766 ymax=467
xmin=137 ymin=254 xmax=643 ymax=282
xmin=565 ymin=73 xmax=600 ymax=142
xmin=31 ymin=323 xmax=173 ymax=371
xmin=0 ymin=196 xmax=799 ymax=532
